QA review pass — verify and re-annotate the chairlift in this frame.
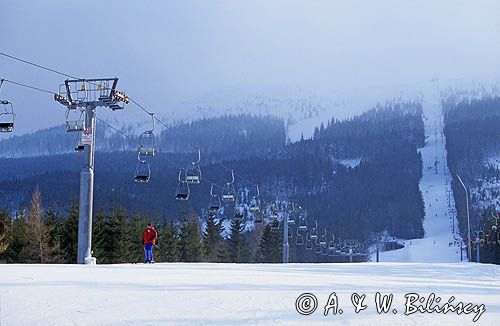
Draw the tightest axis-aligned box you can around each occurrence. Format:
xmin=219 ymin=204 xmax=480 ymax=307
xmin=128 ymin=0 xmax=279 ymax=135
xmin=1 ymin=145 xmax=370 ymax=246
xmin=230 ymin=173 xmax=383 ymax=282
xmin=186 ymin=147 xmax=202 ymax=184
xmin=0 ymin=100 xmax=15 ymax=133
xmin=321 ymin=244 xmax=328 ymax=256
xmin=249 ymin=184 xmax=260 ymax=212
xmin=175 ymin=169 xmax=190 ymax=200
xmin=328 ymin=234 xmax=336 ymax=251
xmin=314 ymin=240 xmax=322 ymax=254
xmin=305 ymin=233 xmax=313 ymax=250
xmin=138 ymin=113 xmax=156 ymax=156
xmin=296 ymin=228 xmax=304 ymax=245
xmin=208 ymin=184 xmax=221 ymax=214
xmin=270 ymin=206 xmax=278 ymax=219
xmin=310 ymin=220 xmax=318 ymax=240
xmin=319 ymin=229 xmax=327 ymax=246
xmin=134 ymin=155 xmax=150 ymax=183
xmin=0 ymin=80 xmax=14 ymax=133
xmin=221 ymin=170 xmax=236 ymax=202
xmin=270 ymin=218 xmax=280 ymax=231
xmin=65 ymin=108 xmax=85 ymax=132
xmin=298 ymin=214 xmax=308 ymax=232
xmin=254 ymin=210 xmax=264 ymax=223
xmin=287 ymin=213 xmax=295 ymax=225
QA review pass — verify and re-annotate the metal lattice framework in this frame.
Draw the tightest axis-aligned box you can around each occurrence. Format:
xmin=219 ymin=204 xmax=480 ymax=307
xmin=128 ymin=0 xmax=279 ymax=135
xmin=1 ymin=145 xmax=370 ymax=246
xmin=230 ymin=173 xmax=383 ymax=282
xmin=54 ymin=78 xmax=128 ymax=110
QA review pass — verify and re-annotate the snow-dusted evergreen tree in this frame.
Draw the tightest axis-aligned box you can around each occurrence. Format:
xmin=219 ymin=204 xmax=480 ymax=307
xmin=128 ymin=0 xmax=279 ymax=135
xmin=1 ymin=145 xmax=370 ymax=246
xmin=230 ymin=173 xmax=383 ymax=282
xmin=0 ymin=209 xmax=11 ymax=259
xmin=59 ymin=200 xmax=79 ymax=263
xmin=203 ymin=213 xmax=226 ymax=262
xmin=157 ymin=221 xmax=179 ymax=262
xmin=44 ymin=206 xmax=61 ymax=263
xmin=226 ymin=216 xmax=251 ymax=263
xmin=178 ymin=217 xmax=203 ymax=262
xmin=256 ymin=224 xmax=282 ymax=263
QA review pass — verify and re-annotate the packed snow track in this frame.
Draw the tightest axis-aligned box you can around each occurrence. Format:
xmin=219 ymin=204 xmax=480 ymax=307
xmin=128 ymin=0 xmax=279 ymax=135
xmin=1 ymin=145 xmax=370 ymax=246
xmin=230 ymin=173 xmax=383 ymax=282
xmin=0 ymin=263 xmax=498 ymax=325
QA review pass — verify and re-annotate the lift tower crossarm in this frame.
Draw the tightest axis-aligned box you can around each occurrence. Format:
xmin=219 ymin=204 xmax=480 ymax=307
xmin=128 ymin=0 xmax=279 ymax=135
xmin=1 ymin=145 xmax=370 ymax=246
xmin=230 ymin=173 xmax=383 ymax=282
xmin=54 ymin=78 xmax=127 ymax=264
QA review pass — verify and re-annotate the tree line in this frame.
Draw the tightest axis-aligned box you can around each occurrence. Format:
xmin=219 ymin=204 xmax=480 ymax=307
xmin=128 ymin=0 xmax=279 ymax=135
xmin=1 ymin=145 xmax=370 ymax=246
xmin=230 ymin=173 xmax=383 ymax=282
xmin=443 ymin=94 xmax=500 ymax=265
xmin=0 ymin=188 xmax=284 ymax=264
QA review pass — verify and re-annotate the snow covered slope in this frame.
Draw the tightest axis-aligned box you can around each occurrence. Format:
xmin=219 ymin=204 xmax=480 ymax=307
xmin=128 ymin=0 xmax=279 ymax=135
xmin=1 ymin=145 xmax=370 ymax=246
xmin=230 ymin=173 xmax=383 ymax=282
xmin=0 ymin=263 xmax=497 ymax=325
xmin=377 ymin=85 xmax=463 ymax=263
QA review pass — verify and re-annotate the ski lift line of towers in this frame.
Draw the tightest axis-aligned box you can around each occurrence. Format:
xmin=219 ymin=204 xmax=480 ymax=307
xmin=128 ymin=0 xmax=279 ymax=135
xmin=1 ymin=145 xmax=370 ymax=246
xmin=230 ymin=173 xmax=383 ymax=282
xmin=0 ymin=51 xmax=266 ymax=207
xmin=0 ymin=77 xmax=365 ymax=262
xmin=0 ymin=53 xmax=354 ymax=262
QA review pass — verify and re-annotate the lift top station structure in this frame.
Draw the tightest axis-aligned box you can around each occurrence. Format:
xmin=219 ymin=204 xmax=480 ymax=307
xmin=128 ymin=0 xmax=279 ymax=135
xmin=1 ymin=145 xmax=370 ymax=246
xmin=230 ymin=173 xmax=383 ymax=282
xmin=54 ymin=78 xmax=129 ymax=264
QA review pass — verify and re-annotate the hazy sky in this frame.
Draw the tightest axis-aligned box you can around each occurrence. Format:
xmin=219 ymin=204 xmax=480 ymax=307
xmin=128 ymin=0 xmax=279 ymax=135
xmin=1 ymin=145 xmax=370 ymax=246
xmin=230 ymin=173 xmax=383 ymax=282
xmin=1 ymin=0 xmax=499 ymax=133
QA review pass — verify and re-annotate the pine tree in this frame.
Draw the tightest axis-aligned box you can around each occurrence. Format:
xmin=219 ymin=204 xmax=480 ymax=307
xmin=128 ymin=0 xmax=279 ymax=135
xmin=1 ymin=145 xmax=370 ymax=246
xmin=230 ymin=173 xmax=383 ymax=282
xmin=92 ymin=208 xmax=108 ymax=262
xmin=27 ymin=187 xmax=56 ymax=263
xmin=114 ymin=208 xmax=130 ymax=263
xmin=44 ymin=206 xmax=61 ymax=263
xmin=129 ymin=213 xmax=148 ymax=263
xmin=156 ymin=221 xmax=179 ymax=262
xmin=256 ymin=224 xmax=282 ymax=263
xmin=7 ymin=212 xmax=30 ymax=263
xmin=0 ymin=208 xmax=12 ymax=261
xmin=226 ymin=216 xmax=251 ymax=263
xmin=178 ymin=217 xmax=202 ymax=262
xmin=93 ymin=207 xmax=128 ymax=264
xmin=60 ymin=200 xmax=79 ymax=263
xmin=203 ymin=213 xmax=225 ymax=262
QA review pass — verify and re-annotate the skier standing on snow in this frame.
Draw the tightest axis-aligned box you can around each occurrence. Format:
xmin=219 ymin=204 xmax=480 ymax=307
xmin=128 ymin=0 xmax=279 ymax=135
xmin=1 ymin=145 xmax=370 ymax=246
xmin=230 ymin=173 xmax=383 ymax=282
xmin=142 ymin=223 xmax=158 ymax=263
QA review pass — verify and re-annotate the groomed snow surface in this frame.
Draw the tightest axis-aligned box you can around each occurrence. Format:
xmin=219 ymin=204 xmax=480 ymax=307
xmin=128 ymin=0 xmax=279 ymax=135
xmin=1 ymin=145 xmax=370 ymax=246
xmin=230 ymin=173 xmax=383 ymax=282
xmin=375 ymin=90 xmax=463 ymax=263
xmin=0 ymin=262 xmax=498 ymax=325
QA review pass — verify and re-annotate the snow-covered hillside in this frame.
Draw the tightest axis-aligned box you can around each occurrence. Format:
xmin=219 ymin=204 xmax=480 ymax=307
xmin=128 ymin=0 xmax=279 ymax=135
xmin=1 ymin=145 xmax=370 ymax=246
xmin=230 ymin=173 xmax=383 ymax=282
xmin=376 ymin=84 xmax=463 ymax=263
xmin=0 ymin=262 xmax=497 ymax=325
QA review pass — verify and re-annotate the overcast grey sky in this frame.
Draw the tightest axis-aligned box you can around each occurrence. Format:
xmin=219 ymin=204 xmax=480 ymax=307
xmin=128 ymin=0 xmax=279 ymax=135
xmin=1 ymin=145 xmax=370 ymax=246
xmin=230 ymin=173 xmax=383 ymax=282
xmin=1 ymin=0 xmax=499 ymax=133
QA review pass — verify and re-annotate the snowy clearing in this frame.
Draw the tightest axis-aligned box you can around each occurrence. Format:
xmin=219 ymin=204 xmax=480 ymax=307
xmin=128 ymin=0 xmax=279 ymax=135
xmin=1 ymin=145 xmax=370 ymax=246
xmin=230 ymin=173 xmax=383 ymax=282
xmin=0 ymin=262 xmax=498 ymax=325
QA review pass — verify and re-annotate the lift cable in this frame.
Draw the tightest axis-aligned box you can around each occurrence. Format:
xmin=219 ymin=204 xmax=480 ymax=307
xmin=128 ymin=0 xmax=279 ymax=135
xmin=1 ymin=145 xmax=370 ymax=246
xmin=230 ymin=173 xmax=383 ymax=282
xmin=0 ymin=78 xmax=55 ymax=95
xmin=0 ymin=75 xmax=226 ymax=191
xmin=0 ymin=51 xmax=78 ymax=79
xmin=0 ymin=52 xmax=260 ymax=189
xmin=96 ymin=117 xmax=224 ymax=190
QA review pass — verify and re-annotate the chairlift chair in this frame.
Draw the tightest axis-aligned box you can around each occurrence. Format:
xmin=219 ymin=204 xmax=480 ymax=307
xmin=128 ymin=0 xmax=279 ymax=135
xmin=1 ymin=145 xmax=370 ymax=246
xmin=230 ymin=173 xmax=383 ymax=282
xmin=271 ymin=218 xmax=280 ymax=231
xmin=249 ymin=184 xmax=260 ymax=212
xmin=65 ymin=108 xmax=85 ymax=132
xmin=134 ymin=155 xmax=150 ymax=183
xmin=305 ymin=233 xmax=313 ymax=250
xmin=287 ymin=214 xmax=295 ymax=225
xmin=175 ymin=169 xmax=190 ymax=200
xmin=208 ymin=184 xmax=221 ymax=214
xmin=254 ymin=210 xmax=264 ymax=223
xmin=186 ymin=147 xmax=202 ymax=184
xmin=221 ymin=170 xmax=236 ymax=202
xmin=328 ymin=234 xmax=336 ymax=251
xmin=321 ymin=244 xmax=328 ymax=256
xmin=310 ymin=221 xmax=318 ymax=240
xmin=296 ymin=228 xmax=304 ymax=245
xmin=319 ymin=229 xmax=327 ymax=245
xmin=138 ymin=113 xmax=156 ymax=156
xmin=0 ymin=100 xmax=15 ymax=133
xmin=298 ymin=215 xmax=308 ymax=232
xmin=138 ymin=131 xmax=155 ymax=156
xmin=314 ymin=240 xmax=322 ymax=254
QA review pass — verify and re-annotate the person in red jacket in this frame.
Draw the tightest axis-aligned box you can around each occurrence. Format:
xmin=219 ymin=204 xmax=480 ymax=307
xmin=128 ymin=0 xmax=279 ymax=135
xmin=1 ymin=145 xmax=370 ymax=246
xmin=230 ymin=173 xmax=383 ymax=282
xmin=142 ymin=223 xmax=158 ymax=263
